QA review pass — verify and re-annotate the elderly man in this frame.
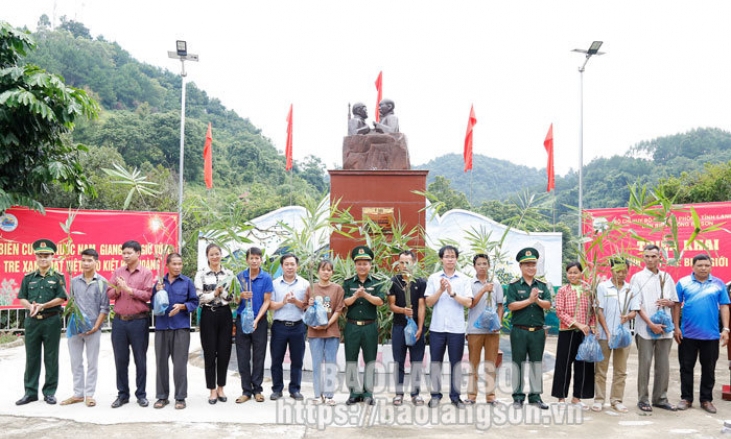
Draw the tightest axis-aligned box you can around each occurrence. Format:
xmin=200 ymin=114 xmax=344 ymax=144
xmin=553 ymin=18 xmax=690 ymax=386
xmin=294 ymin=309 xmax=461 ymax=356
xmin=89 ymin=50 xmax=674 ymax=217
xmin=632 ymin=244 xmax=678 ymax=413
xmin=673 ymin=254 xmax=729 ymax=414
xmin=16 ymin=239 xmax=67 ymax=406
xmin=373 ymin=99 xmax=399 ymax=133
xmin=348 ymin=102 xmax=371 ymax=135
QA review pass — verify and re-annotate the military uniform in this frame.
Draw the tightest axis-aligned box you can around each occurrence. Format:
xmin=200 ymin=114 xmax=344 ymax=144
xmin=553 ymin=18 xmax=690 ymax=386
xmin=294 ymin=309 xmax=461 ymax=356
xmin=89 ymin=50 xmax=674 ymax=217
xmin=17 ymin=240 xmax=67 ymax=403
xmin=343 ymin=246 xmax=385 ymax=402
xmin=505 ymin=248 xmax=551 ymax=405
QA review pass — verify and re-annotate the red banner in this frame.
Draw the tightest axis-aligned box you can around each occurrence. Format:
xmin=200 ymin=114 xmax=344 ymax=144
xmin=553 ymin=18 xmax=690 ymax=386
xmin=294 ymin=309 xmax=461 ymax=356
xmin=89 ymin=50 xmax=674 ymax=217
xmin=584 ymin=201 xmax=731 ymax=283
xmin=0 ymin=208 xmax=178 ymax=308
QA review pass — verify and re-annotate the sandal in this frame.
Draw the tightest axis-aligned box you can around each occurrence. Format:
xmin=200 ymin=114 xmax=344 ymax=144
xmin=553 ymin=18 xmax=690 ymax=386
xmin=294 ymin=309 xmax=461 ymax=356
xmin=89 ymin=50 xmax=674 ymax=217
xmin=154 ymin=399 xmax=169 ymax=409
xmin=612 ymin=402 xmax=628 ymax=413
xmin=411 ymin=395 xmax=424 ymax=406
xmin=637 ymin=401 xmax=652 ymax=412
xmin=393 ymin=395 xmax=404 ymax=406
xmin=325 ymin=398 xmax=336 ymax=406
xmin=85 ymin=397 xmax=96 ymax=407
xmin=254 ymin=393 xmax=265 ymax=403
xmin=175 ymin=399 xmax=186 ymax=410
xmin=60 ymin=396 xmax=84 ymax=406
xmin=591 ymin=402 xmax=603 ymax=412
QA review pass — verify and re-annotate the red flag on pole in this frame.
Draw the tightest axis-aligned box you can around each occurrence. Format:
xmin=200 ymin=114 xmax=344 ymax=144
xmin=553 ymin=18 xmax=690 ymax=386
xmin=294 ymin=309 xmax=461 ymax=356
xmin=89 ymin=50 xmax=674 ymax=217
xmin=463 ymin=105 xmax=476 ymax=172
xmin=203 ymin=122 xmax=213 ymax=189
xmin=544 ymin=123 xmax=555 ymax=192
xmin=374 ymin=71 xmax=383 ymax=122
xmin=285 ymin=104 xmax=293 ymax=171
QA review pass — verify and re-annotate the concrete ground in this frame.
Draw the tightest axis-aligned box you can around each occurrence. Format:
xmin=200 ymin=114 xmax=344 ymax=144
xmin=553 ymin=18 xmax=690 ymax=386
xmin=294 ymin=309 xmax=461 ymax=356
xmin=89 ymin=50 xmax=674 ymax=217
xmin=0 ymin=333 xmax=730 ymax=438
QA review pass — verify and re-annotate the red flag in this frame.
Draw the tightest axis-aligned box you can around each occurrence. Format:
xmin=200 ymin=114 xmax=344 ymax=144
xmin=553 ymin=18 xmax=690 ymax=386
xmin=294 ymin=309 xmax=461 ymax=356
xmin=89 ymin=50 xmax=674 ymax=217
xmin=463 ymin=105 xmax=476 ymax=172
xmin=285 ymin=104 xmax=293 ymax=171
xmin=544 ymin=123 xmax=555 ymax=192
xmin=374 ymin=71 xmax=383 ymax=122
xmin=203 ymin=123 xmax=213 ymax=189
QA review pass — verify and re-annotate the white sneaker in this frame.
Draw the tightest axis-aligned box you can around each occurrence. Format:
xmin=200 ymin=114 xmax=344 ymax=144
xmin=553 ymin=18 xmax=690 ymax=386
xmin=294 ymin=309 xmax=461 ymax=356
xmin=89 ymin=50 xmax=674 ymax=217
xmin=591 ymin=402 xmax=603 ymax=412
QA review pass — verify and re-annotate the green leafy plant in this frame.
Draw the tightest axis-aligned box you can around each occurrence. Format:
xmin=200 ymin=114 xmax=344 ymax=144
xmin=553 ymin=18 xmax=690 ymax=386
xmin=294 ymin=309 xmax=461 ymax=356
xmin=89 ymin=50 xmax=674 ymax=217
xmin=101 ymin=163 xmax=161 ymax=210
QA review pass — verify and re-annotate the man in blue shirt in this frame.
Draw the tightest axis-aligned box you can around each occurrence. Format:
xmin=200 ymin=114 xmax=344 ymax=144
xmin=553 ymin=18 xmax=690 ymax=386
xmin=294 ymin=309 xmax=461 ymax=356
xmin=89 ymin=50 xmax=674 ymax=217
xmin=673 ymin=254 xmax=730 ymax=414
xmin=269 ymin=253 xmax=308 ymax=401
xmin=235 ymin=247 xmax=273 ymax=403
xmin=152 ymin=253 xmax=199 ymax=410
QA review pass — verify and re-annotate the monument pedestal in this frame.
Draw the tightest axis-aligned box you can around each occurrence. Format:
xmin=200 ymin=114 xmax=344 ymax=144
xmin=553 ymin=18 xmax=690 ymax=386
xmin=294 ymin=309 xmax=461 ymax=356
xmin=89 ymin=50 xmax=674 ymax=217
xmin=329 ymin=170 xmax=428 ymax=259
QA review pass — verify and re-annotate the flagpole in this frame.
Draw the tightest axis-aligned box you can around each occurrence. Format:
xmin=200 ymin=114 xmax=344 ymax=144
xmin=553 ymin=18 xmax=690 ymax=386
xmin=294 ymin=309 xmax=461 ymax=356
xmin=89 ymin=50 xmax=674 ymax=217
xmin=469 ymin=170 xmax=473 ymax=207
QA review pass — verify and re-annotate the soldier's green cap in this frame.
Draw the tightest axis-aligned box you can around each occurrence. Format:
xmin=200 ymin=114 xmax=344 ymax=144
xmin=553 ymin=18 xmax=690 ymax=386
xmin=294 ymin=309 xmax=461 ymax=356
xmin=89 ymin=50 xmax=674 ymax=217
xmin=351 ymin=245 xmax=374 ymax=261
xmin=516 ymin=247 xmax=539 ymax=263
xmin=32 ymin=239 xmax=57 ymax=254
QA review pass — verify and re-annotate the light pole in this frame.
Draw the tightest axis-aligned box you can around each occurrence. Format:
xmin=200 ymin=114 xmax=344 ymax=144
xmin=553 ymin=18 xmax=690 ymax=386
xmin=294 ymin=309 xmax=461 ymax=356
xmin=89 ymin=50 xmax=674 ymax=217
xmin=168 ymin=41 xmax=199 ymax=251
xmin=572 ymin=41 xmax=603 ymax=251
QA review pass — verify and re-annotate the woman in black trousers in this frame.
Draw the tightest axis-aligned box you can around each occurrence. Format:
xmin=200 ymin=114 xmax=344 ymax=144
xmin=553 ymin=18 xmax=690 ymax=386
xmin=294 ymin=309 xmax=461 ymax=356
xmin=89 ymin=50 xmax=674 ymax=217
xmin=194 ymin=243 xmax=234 ymax=404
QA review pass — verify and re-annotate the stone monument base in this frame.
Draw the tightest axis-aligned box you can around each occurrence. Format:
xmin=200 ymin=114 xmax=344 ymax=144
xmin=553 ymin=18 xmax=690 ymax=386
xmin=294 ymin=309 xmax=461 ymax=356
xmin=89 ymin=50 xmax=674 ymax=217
xmin=342 ymin=133 xmax=410 ymax=170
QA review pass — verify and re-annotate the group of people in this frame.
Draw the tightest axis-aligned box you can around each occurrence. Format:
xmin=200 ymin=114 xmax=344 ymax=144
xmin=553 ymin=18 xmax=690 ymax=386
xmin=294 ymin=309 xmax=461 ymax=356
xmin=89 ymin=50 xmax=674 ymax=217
xmin=550 ymin=244 xmax=729 ymax=414
xmin=15 ymin=238 xmax=730 ymax=415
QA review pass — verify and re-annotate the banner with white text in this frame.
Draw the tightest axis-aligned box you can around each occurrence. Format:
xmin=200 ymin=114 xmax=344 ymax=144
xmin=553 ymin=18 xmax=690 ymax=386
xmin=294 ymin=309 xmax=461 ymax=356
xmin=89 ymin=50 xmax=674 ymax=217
xmin=0 ymin=208 xmax=178 ymax=308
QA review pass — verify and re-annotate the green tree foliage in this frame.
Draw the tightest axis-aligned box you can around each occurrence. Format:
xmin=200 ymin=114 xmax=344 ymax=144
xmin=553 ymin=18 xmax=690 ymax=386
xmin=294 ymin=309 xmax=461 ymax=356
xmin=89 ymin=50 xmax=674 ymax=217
xmin=424 ymin=175 xmax=470 ymax=213
xmin=415 ymin=153 xmax=545 ymax=204
xmin=0 ymin=21 xmax=99 ymax=213
xmin=656 ymin=161 xmax=731 ymax=203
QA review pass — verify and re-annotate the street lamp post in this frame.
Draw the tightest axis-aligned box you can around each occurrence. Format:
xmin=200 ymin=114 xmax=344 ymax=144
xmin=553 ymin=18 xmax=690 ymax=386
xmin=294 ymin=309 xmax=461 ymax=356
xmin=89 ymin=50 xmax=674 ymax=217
xmin=572 ymin=41 xmax=604 ymax=252
xmin=168 ymin=41 xmax=199 ymax=251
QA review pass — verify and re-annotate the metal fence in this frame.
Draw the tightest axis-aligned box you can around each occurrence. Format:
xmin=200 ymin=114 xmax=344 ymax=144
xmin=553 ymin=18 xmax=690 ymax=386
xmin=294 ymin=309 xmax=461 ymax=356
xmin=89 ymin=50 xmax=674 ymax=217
xmin=0 ymin=306 xmax=201 ymax=333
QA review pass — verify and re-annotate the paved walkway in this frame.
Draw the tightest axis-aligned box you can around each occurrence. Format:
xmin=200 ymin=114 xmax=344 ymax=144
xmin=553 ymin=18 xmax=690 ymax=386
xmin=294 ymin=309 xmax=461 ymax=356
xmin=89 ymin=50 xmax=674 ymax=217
xmin=0 ymin=333 xmax=729 ymax=437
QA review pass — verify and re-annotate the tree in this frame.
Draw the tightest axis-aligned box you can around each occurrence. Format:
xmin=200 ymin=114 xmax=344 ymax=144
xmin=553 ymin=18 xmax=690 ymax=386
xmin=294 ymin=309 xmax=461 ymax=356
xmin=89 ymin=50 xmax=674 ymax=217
xmin=425 ymin=175 xmax=470 ymax=213
xmin=0 ymin=22 xmax=100 ymax=213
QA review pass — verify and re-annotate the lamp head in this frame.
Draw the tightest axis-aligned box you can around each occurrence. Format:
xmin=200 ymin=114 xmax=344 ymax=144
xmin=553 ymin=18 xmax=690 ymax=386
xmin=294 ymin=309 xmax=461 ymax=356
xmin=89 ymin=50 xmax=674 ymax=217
xmin=176 ymin=40 xmax=187 ymax=57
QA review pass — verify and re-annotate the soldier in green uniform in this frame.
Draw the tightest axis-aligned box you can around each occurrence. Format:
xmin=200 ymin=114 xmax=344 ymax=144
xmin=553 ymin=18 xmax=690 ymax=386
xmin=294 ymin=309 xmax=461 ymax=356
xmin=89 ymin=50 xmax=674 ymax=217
xmin=505 ymin=247 xmax=552 ymax=410
xmin=16 ymin=239 xmax=68 ymax=405
xmin=342 ymin=245 xmax=385 ymax=405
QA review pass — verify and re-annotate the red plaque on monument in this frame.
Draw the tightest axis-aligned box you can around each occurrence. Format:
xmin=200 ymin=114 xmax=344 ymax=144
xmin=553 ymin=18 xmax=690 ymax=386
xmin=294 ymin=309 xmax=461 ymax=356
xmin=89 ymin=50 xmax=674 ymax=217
xmin=329 ymin=169 xmax=428 ymax=259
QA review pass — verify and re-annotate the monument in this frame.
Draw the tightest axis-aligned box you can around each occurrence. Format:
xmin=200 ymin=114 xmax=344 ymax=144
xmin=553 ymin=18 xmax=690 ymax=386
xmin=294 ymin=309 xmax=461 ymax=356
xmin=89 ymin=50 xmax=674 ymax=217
xmin=342 ymin=100 xmax=410 ymax=170
xmin=331 ymin=98 xmax=427 ymax=258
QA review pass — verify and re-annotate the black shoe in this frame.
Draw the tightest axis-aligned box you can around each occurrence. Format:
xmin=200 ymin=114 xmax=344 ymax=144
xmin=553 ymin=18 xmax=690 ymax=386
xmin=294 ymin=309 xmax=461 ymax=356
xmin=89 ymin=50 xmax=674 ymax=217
xmin=290 ymin=392 xmax=304 ymax=401
xmin=137 ymin=397 xmax=149 ymax=407
xmin=363 ymin=396 xmax=375 ymax=406
xmin=346 ymin=396 xmax=361 ymax=405
xmin=111 ymin=397 xmax=129 ymax=408
xmin=44 ymin=395 xmax=57 ymax=405
xmin=428 ymin=398 xmax=441 ymax=408
xmin=217 ymin=395 xmax=227 ymax=403
xmin=208 ymin=398 xmax=217 ymax=405
xmin=15 ymin=395 xmax=38 ymax=406
xmin=512 ymin=401 xmax=524 ymax=409
xmin=530 ymin=401 xmax=549 ymax=410
xmin=652 ymin=402 xmax=677 ymax=411
xmin=451 ymin=399 xmax=466 ymax=409
xmin=270 ymin=392 xmax=283 ymax=401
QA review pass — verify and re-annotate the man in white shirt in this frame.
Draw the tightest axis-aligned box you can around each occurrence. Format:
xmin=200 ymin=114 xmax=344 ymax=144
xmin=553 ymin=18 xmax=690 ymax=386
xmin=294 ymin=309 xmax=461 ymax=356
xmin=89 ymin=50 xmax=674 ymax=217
xmin=269 ymin=254 xmax=309 ymax=401
xmin=425 ymin=245 xmax=473 ymax=409
xmin=631 ymin=244 xmax=678 ymax=412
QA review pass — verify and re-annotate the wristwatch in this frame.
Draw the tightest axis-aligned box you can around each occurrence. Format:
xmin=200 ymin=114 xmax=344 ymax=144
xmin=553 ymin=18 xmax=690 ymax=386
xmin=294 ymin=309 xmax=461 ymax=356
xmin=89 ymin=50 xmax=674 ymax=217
xmin=723 ymin=328 xmax=730 ymax=333
xmin=449 ymin=291 xmax=456 ymax=298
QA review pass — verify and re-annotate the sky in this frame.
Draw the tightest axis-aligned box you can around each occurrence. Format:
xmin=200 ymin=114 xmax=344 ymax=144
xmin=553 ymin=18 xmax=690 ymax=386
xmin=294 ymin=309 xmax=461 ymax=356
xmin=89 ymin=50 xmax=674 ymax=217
xmin=4 ymin=0 xmax=731 ymax=176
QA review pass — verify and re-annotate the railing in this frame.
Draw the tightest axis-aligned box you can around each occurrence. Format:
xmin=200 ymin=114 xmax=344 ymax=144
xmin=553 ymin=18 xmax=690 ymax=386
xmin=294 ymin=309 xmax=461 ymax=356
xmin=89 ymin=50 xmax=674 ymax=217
xmin=0 ymin=305 xmax=201 ymax=333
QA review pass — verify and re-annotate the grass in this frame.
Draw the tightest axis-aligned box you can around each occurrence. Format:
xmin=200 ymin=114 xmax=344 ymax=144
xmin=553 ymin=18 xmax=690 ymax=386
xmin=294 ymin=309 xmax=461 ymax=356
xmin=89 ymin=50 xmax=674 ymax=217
xmin=0 ymin=332 xmax=21 ymax=344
